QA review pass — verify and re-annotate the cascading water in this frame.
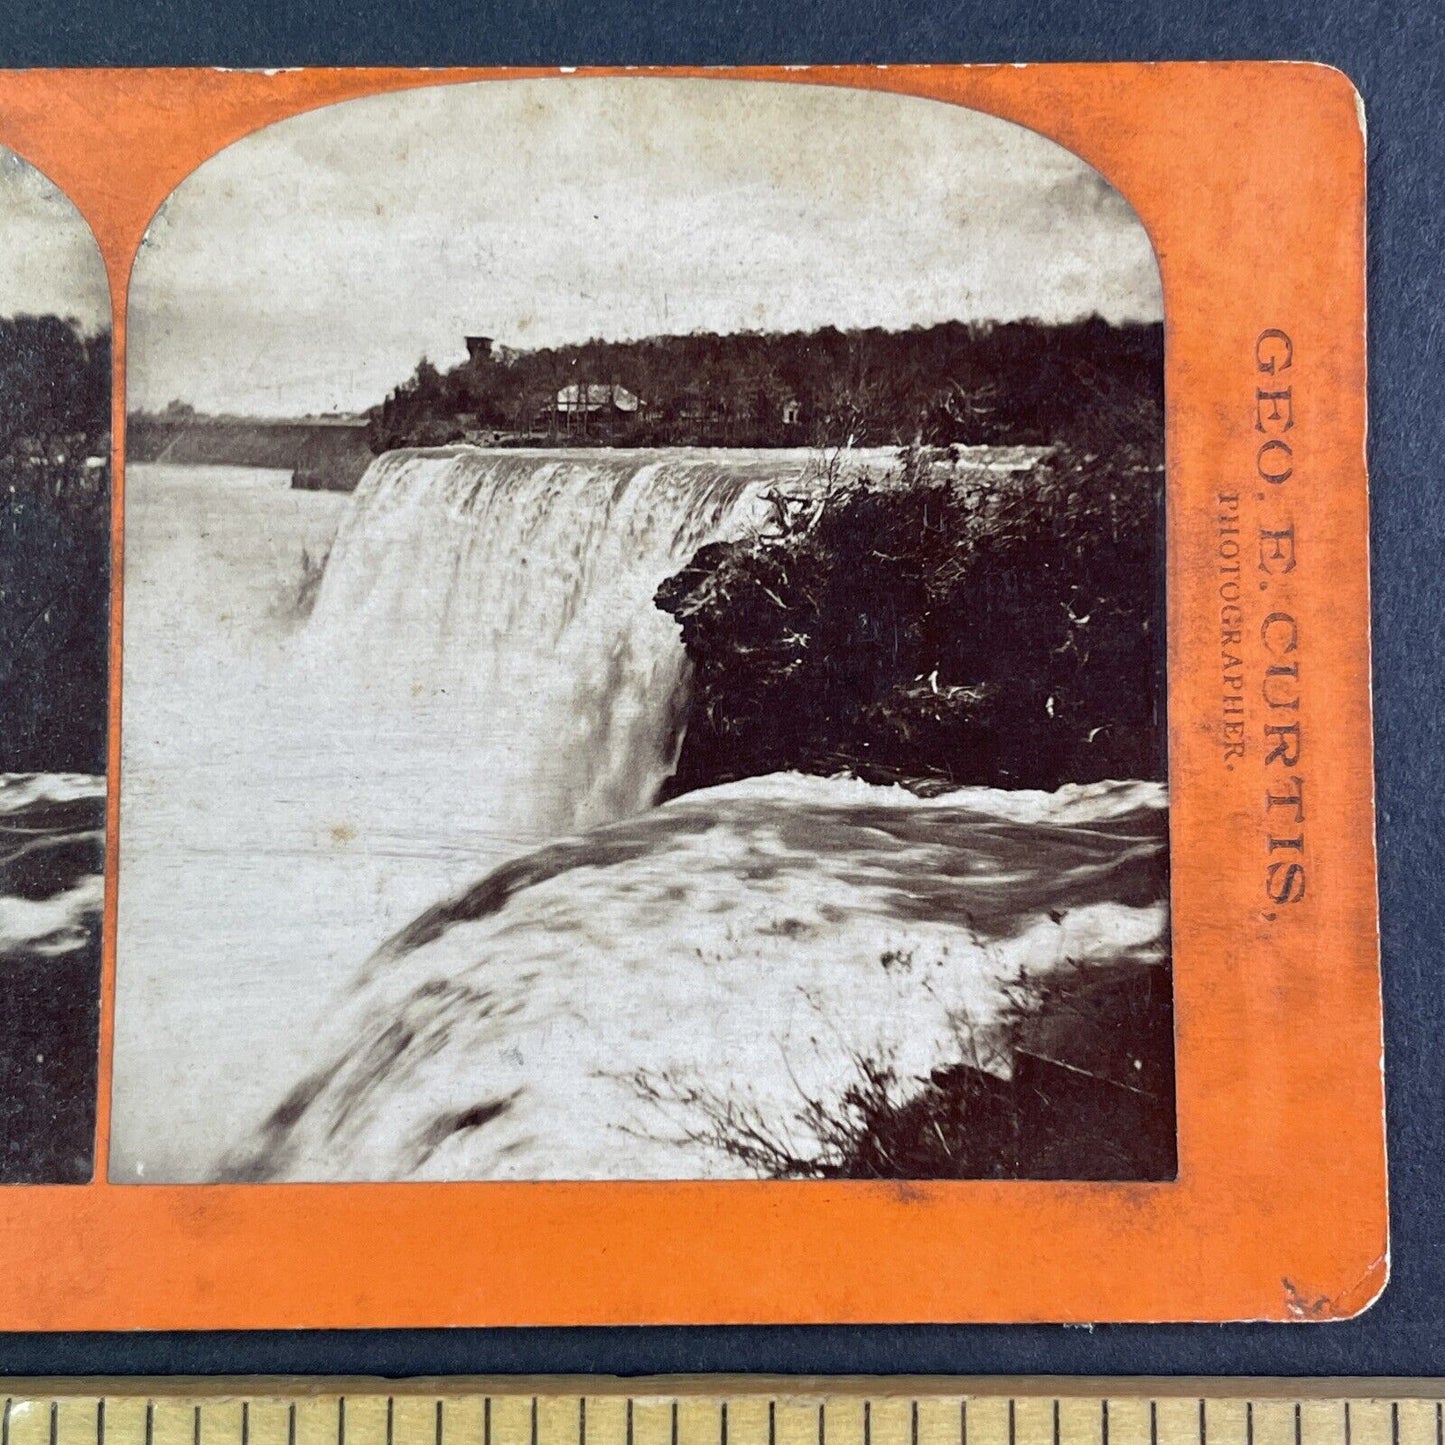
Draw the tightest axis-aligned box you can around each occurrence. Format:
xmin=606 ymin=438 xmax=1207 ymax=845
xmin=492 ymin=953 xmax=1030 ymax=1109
xmin=299 ymin=447 xmax=792 ymax=839
xmin=113 ymin=448 xmax=1171 ymax=1184
xmin=112 ymin=449 xmax=813 ymax=1179
xmin=222 ymin=773 xmax=1170 ymax=1183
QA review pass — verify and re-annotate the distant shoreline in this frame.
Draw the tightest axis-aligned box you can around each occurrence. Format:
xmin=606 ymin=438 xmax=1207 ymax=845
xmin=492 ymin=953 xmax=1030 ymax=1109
xmin=126 ymin=422 xmax=1054 ymax=495
xmin=127 ymin=415 xmax=373 ymax=492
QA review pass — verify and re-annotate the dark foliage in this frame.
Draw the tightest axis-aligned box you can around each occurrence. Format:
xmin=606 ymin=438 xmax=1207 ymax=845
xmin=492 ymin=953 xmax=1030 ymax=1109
xmin=655 ymin=423 xmax=1165 ymax=796
xmin=634 ymin=960 xmax=1174 ymax=1181
xmin=0 ymin=317 xmax=112 ymax=773
xmin=833 ymin=960 xmax=1175 ymax=1181
xmin=0 ymin=784 xmax=104 ymax=1183
xmin=367 ymin=315 xmax=1162 ymax=452
xmin=0 ymin=316 xmax=110 ymax=454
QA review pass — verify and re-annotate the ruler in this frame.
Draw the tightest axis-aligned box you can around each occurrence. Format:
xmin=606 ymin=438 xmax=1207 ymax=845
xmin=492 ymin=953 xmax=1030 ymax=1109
xmin=0 ymin=1384 xmax=1442 ymax=1445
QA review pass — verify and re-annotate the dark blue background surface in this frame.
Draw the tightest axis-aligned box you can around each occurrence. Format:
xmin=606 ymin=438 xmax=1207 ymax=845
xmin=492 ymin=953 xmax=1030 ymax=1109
xmin=0 ymin=0 xmax=1440 ymax=1378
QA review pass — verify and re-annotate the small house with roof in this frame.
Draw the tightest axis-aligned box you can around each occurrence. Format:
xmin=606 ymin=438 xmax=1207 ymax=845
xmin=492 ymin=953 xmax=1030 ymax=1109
xmin=552 ymin=383 xmax=644 ymax=438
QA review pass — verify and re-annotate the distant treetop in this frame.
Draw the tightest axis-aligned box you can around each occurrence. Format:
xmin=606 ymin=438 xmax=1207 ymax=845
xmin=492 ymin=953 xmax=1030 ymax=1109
xmin=368 ymin=316 xmax=1163 ymax=455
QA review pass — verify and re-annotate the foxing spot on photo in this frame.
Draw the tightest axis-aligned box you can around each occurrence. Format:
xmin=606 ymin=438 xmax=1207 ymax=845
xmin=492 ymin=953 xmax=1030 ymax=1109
xmin=113 ymin=77 xmax=1172 ymax=1183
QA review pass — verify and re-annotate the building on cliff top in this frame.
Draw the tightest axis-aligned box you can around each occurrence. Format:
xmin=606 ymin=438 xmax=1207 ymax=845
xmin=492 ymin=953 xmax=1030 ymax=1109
xmin=551 ymin=383 xmax=644 ymax=439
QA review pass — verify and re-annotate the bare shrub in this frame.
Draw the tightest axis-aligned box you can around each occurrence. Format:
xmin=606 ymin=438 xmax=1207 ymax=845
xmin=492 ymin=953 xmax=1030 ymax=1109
xmin=627 ymin=953 xmax=1175 ymax=1181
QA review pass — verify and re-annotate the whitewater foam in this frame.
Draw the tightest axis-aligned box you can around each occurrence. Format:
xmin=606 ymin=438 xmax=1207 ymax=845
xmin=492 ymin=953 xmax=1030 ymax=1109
xmin=300 ymin=447 xmax=813 ymax=833
xmin=224 ymin=772 xmax=1168 ymax=1182
xmin=0 ymin=772 xmax=105 ymax=962
xmin=113 ymin=451 xmax=809 ymax=1176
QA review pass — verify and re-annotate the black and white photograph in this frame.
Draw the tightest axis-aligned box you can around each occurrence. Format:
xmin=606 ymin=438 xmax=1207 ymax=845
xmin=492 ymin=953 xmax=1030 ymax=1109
xmin=112 ymin=76 xmax=1172 ymax=1184
xmin=0 ymin=147 xmax=111 ymax=1183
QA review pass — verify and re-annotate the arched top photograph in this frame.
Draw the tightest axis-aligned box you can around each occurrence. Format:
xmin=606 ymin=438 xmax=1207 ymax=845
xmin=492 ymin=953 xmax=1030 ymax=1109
xmin=115 ymin=75 xmax=1171 ymax=1188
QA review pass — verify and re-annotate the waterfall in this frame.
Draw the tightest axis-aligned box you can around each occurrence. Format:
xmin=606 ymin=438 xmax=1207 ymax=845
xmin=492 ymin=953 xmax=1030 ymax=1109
xmin=112 ymin=450 xmax=1173 ymax=1183
xmin=112 ymin=448 xmax=820 ymax=1180
xmin=299 ymin=446 xmax=795 ymax=840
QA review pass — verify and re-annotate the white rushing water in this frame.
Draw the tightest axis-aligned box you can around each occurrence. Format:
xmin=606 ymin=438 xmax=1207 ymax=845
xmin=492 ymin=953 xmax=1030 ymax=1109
xmin=223 ymin=773 xmax=1167 ymax=1182
xmin=0 ymin=773 xmax=105 ymax=963
xmin=114 ymin=451 xmax=791 ymax=1177
xmin=301 ymin=448 xmax=794 ymax=835
xmin=113 ymin=449 xmax=1169 ymax=1182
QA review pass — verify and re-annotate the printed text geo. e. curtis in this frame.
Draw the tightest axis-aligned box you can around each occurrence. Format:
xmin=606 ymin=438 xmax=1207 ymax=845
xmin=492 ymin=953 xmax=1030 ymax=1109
xmin=1217 ymin=328 xmax=1306 ymax=908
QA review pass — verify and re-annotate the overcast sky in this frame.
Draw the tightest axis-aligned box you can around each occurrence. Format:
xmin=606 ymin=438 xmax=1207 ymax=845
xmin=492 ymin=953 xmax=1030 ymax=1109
xmin=129 ymin=77 xmax=1163 ymax=419
xmin=0 ymin=148 xmax=109 ymax=330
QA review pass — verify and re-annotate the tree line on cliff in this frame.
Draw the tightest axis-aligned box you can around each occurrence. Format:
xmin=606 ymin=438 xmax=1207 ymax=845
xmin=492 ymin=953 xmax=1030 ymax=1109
xmin=0 ymin=315 xmax=112 ymax=773
xmin=654 ymin=346 xmax=1165 ymax=797
xmin=367 ymin=315 xmax=1162 ymax=452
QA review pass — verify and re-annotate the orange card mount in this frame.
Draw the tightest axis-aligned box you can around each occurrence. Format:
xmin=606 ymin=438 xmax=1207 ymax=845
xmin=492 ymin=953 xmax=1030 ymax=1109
xmin=0 ymin=63 xmax=1382 ymax=1327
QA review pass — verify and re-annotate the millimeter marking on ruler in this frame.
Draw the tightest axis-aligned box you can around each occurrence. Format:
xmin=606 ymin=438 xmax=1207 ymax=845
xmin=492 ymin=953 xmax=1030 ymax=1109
xmin=5 ymin=1385 xmax=1445 ymax=1445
